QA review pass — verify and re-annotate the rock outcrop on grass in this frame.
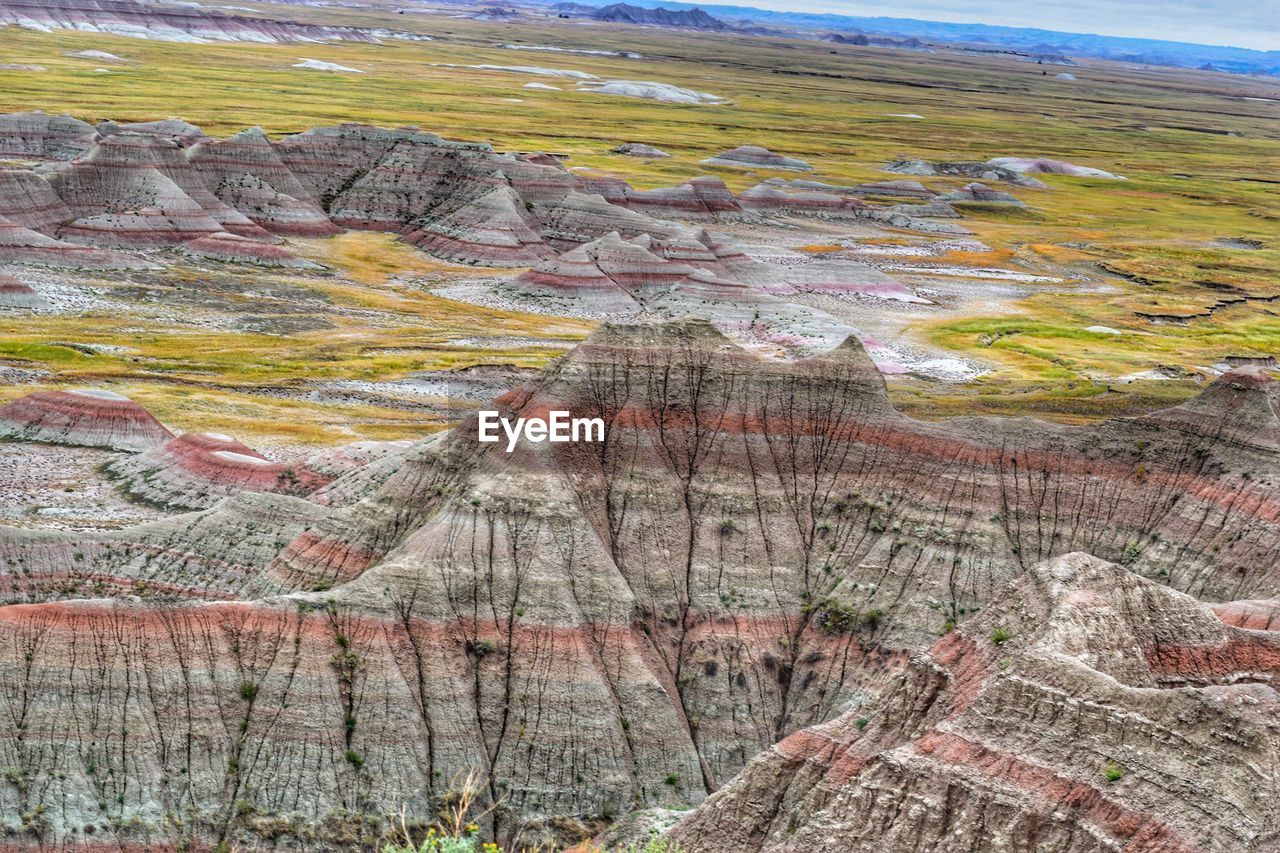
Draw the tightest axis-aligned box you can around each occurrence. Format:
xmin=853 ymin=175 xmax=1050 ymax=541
xmin=884 ymin=157 xmax=1049 ymax=187
xmin=703 ymin=144 xmax=813 ymax=171
xmin=944 ymin=181 xmax=1027 ymax=205
xmin=611 ymin=142 xmax=672 ymax=158
xmin=0 ymin=388 xmax=172 ymax=451
xmin=988 ymin=156 xmax=1124 ymax=179
xmin=179 ymin=231 xmax=313 ymax=267
xmin=107 ymin=432 xmax=332 ymax=510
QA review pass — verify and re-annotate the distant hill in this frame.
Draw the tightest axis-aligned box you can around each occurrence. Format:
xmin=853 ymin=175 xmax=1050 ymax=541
xmin=536 ymin=0 xmax=1280 ymax=75
xmin=589 ymin=3 xmax=728 ymax=30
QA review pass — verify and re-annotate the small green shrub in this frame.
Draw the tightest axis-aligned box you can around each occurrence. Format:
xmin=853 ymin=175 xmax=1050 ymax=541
xmin=1104 ymin=761 xmax=1126 ymax=783
xmin=990 ymin=627 xmax=1012 ymax=645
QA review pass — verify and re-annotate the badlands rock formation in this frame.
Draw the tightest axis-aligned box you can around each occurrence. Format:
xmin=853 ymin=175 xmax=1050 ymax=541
xmin=703 ymin=145 xmax=813 ymax=171
xmin=0 ymin=0 xmax=396 ymax=44
xmin=0 ymin=271 xmax=43 ymax=308
xmin=0 ymin=388 xmax=172 ymax=451
xmin=671 ymin=552 xmax=1280 ymax=851
xmin=0 ymin=113 xmax=966 ymax=307
xmin=106 ymin=432 xmax=332 ymax=510
xmin=0 ymin=111 xmax=96 ymax=160
xmin=987 ymin=156 xmax=1124 ymax=179
xmin=943 ymin=181 xmax=1027 ymax=206
xmin=612 ymin=142 xmax=672 ymax=158
xmin=884 ymin=157 xmax=1049 ymax=188
xmin=507 ymin=232 xmax=920 ymax=356
xmin=0 ymin=323 xmax=1279 ymax=847
xmin=578 ymin=80 xmax=726 ymax=104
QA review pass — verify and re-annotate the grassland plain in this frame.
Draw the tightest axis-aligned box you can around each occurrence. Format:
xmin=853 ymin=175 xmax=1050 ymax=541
xmin=1 ymin=7 xmax=1279 ymax=431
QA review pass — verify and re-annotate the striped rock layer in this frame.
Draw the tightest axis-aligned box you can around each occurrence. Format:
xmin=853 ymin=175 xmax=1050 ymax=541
xmin=511 ymin=233 xmax=916 ymax=356
xmin=0 ymin=388 xmax=172 ymax=451
xmin=0 ymin=0 xmax=391 ymax=44
xmin=670 ymin=552 xmax=1280 ymax=852
xmin=106 ymin=432 xmax=332 ymax=510
xmin=0 ymin=272 xmax=43 ymax=308
xmin=0 ymin=114 xmax=962 ymax=274
xmin=0 ymin=322 xmax=1278 ymax=847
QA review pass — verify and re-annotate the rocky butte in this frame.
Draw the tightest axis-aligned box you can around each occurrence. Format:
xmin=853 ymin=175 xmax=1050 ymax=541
xmin=0 ymin=319 xmax=1277 ymax=849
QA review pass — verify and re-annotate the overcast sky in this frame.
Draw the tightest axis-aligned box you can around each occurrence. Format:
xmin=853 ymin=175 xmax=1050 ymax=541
xmin=746 ymin=1 xmax=1280 ymax=51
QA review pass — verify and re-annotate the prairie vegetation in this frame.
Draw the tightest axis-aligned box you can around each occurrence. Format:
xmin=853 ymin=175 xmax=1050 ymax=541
xmin=1 ymin=7 xmax=1277 ymax=430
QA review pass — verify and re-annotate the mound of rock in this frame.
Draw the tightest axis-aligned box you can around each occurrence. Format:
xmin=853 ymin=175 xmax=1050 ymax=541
xmin=738 ymin=182 xmax=862 ymax=215
xmin=943 ymin=181 xmax=1026 ymax=205
xmin=180 ymin=232 xmax=314 ymax=267
xmin=107 ymin=432 xmax=332 ymax=509
xmin=405 ymin=186 xmax=553 ymax=266
xmin=189 ymin=127 xmax=340 ymax=237
xmin=671 ymin=552 xmax=1280 ymax=851
xmin=0 ymin=272 xmax=43 ymax=308
xmin=0 ymin=214 xmax=157 ymax=269
xmin=514 ymin=231 xmax=682 ymax=311
xmin=511 ymin=233 xmax=871 ymax=354
xmin=0 ymin=0 xmax=391 ymax=44
xmin=583 ymin=175 xmax=742 ymax=218
xmin=0 ymin=388 xmax=172 ymax=451
xmin=98 ymin=118 xmax=208 ymax=146
xmin=611 ymin=142 xmax=671 ymax=158
xmin=293 ymin=59 xmax=364 ymax=74
xmin=787 ymin=259 xmax=929 ymax=302
xmin=471 ymin=5 xmax=522 ymax=20
xmin=703 ymin=144 xmax=813 ymax=171
xmin=846 ymin=178 xmax=937 ymax=199
xmin=46 ymin=133 xmax=227 ymax=247
xmin=883 ymin=157 xmax=1049 ymax=187
xmin=0 ymin=111 xmax=95 ymax=161
xmin=70 ymin=49 xmax=125 ymax=61
xmin=579 ymin=80 xmax=725 ymax=104
xmin=987 ymin=156 xmax=1124 ymax=179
